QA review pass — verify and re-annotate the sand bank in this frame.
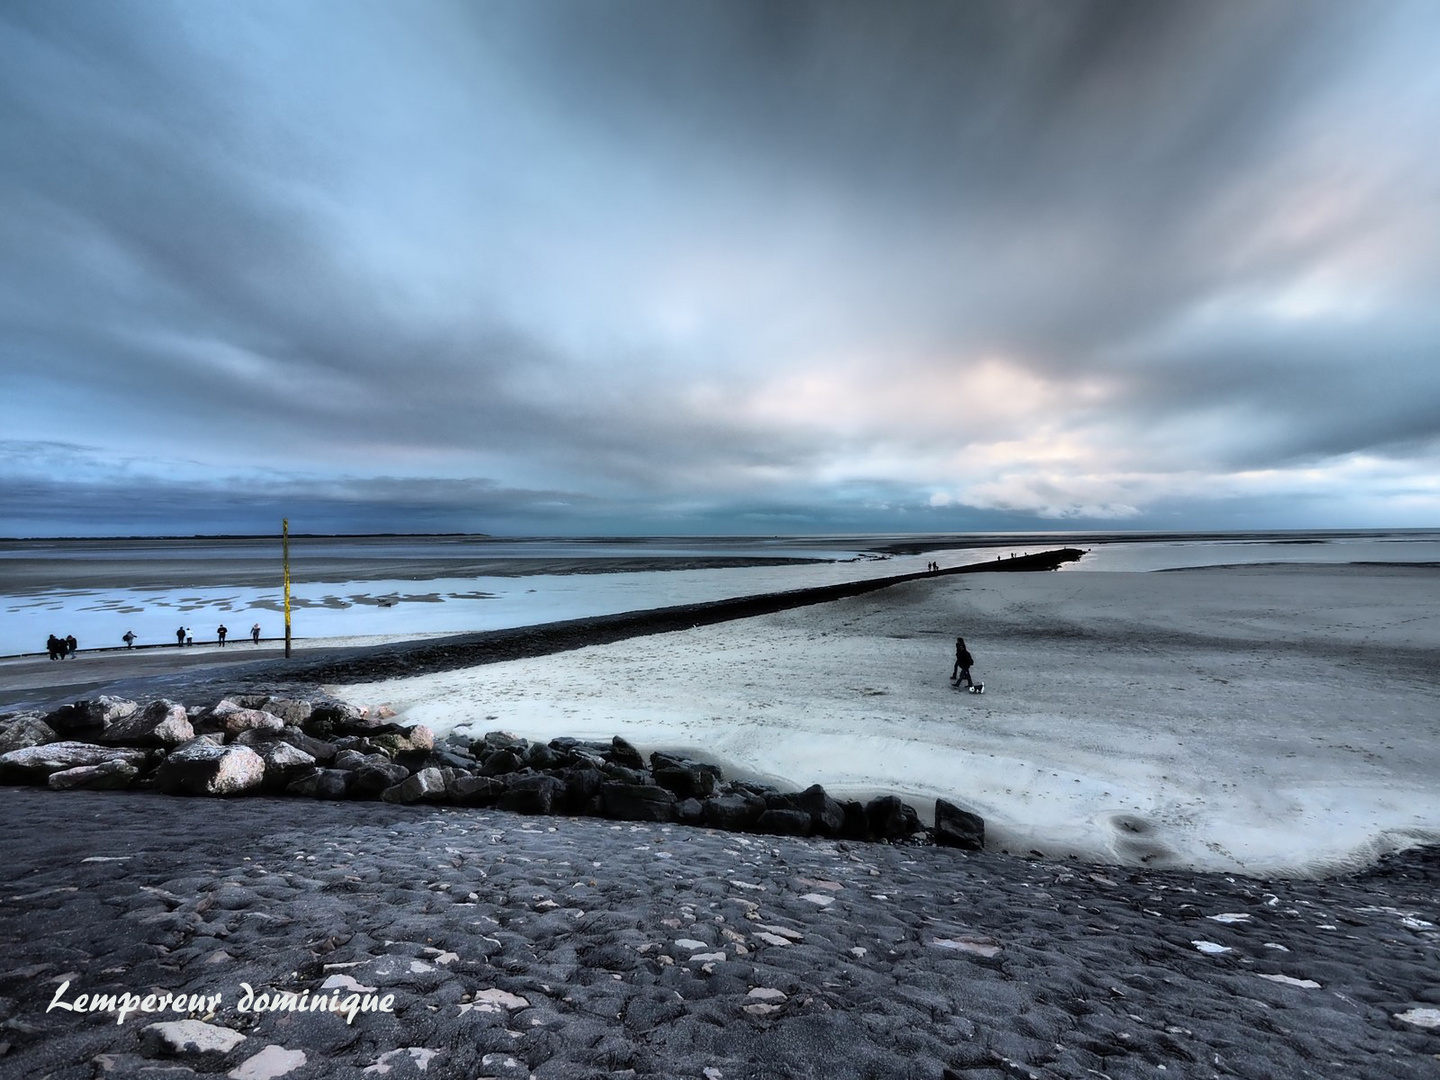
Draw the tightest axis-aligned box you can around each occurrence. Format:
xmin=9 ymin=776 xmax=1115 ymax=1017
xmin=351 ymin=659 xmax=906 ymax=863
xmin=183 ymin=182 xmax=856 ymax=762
xmin=336 ymin=564 xmax=1440 ymax=877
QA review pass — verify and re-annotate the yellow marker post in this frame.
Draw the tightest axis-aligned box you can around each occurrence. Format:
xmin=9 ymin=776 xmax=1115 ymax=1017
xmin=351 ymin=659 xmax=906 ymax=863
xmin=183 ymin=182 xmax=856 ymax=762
xmin=283 ymin=518 xmax=292 ymax=659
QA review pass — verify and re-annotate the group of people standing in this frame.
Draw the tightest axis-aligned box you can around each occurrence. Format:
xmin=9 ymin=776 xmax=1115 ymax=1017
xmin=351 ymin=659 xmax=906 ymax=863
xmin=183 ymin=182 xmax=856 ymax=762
xmin=45 ymin=634 xmax=78 ymax=660
xmin=170 ymin=624 xmax=263 ymax=647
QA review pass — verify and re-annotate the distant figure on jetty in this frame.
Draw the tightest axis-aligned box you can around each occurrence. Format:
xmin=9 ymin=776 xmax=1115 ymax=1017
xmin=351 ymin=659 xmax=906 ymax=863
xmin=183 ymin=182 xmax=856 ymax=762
xmin=176 ymin=626 xmax=186 ymax=647
xmin=46 ymin=635 xmax=63 ymax=660
xmin=65 ymin=634 xmax=77 ymax=658
xmin=186 ymin=629 xmax=193 ymax=647
xmin=217 ymin=624 xmax=228 ymax=647
xmin=123 ymin=630 xmax=136 ymax=649
xmin=951 ymin=636 xmax=976 ymax=689
xmin=251 ymin=623 xmax=261 ymax=645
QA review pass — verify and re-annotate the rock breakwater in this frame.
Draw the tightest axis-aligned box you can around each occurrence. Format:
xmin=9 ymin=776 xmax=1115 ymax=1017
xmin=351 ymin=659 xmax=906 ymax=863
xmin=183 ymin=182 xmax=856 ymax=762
xmin=0 ymin=694 xmax=985 ymax=850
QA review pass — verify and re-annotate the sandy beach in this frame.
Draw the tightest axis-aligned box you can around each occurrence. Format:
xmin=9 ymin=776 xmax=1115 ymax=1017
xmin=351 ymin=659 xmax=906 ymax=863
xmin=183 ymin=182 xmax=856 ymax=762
xmin=336 ymin=563 xmax=1440 ymax=878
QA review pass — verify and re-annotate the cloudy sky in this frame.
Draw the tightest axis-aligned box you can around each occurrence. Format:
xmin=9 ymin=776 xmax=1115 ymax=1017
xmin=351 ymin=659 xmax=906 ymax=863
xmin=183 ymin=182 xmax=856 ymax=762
xmin=3 ymin=0 xmax=1439 ymax=537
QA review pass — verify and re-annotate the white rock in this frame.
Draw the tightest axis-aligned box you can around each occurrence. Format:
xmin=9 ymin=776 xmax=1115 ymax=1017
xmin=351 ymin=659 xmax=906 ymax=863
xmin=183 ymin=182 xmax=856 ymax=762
xmin=1395 ymin=1007 xmax=1440 ymax=1029
xmin=364 ymin=1048 xmax=439 ymax=1074
xmin=799 ymin=893 xmax=834 ymax=907
xmin=756 ymin=924 xmax=803 ymax=940
xmin=469 ymin=988 xmax=530 ymax=1013
xmin=321 ymin=973 xmax=378 ymax=994
xmin=746 ymin=988 xmax=786 ymax=1002
xmin=690 ymin=952 xmax=726 ymax=963
xmin=228 ymin=1045 xmax=307 ymax=1080
xmin=743 ymin=1002 xmax=782 ymax=1016
xmin=753 ymin=933 xmax=792 ymax=947
xmin=1192 ymin=941 xmax=1232 ymax=955
xmin=930 ymin=937 xmax=1000 ymax=958
xmin=675 ymin=938 xmax=707 ymax=950
xmin=1207 ymin=913 xmax=1252 ymax=923
xmin=141 ymin=1019 xmax=246 ymax=1057
xmin=1256 ymin=974 xmax=1321 ymax=989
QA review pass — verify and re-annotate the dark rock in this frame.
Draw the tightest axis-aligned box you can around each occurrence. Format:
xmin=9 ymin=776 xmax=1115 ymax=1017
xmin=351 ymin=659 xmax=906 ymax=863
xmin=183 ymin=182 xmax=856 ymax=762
xmin=448 ymin=774 xmax=505 ymax=805
xmin=702 ymin=793 xmax=767 ymax=831
xmin=42 ymin=703 xmax=102 ymax=735
xmin=381 ymin=767 xmax=447 ymax=804
xmin=600 ymin=781 xmax=676 ymax=822
xmin=286 ymin=768 xmax=356 ymax=799
xmin=602 ymin=764 xmax=649 ymax=786
xmin=794 ymin=784 xmax=846 ymax=836
xmin=757 ymin=808 xmax=813 ymax=837
xmin=840 ymin=800 xmax=871 ymax=840
xmin=47 ymin=759 xmax=139 ymax=791
xmin=432 ymin=746 xmax=477 ymax=770
xmin=497 ymin=773 xmax=566 ymax=815
xmin=475 ymin=730 xmax=527 ymax=753
xmin=238 ymin=726 xmax=336 ymax=763
xmin=522 ymin=742 xmax=561 ymax=770
xmin=331 ymin=749 xmax=372 ymax=771
xmin=86 ymin=696 xmax=139 ymax=728
xmin=650 ymin=750 xmax=724 ymax=780
xmin=653 ymin=766 xmax=719 ymax=800
xmin=676 ymin=797 xmax=705 ymax=825
xmin=154 ymin=743 xmax=265 ymax=796
xmin=865 ymin=795 xmax=921 ymax=840
xmin=480 ymin=749 xmax=524 ymax=777
xmin=301 ymin=702 xmax=367 ymax=739
xmin=934 ymin=799 xmax=985 ymax=851
xmin=353 ymin=760 xmax=410 ymax=797
xmin=607 ymin=736 xmax=645 ymax=770
xmin=557 ymin=766 xmax=604 ymax=812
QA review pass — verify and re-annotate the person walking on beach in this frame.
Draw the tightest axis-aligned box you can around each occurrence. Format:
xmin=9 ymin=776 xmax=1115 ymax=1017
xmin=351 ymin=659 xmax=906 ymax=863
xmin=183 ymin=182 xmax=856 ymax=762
xmin=951 ymin=636 xmax=977 ymax=689
xmin=176 ymin=626 xmax=186 ymax=648
xmin=123 ymin=630 xmax=136 ymax=649
xmin=217 ymin=624 xmax=228 ymax=647
xmin=65 ymin=634 xmax=78 ymax=658
xmin=251 ymin=623 xmax=261 ymax=645
xmin=46 ymin=634 xmax=62 ymax=660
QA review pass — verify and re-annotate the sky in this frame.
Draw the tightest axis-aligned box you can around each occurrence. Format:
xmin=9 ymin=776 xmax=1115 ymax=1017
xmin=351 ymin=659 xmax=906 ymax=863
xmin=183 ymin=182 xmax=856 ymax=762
xmin=3 ymin=0 xmax=1439 ymax=537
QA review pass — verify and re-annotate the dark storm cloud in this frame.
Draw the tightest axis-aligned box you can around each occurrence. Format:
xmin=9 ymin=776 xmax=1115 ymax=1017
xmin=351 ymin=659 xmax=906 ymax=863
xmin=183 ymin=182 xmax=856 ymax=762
xmin=2 ymin=0 xmax=1438 ymax=532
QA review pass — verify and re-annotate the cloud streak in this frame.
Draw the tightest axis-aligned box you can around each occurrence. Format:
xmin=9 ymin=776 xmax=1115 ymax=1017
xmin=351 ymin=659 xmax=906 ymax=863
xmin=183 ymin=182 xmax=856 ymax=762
xmin=2 ymin=0 xmax=1439 ymax=534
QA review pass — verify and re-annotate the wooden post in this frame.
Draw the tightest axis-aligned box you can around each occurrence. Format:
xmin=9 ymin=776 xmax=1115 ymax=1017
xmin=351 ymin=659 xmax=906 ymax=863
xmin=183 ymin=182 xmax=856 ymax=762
xmin=283 ymin=518 xmax=292 ymax=659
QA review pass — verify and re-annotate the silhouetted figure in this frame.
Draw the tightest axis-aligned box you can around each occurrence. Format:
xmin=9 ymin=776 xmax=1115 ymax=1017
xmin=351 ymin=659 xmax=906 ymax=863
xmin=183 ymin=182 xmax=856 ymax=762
xmin=47 ymin=635 xmax=62 ymax=660
xmin=951 ymin=636 xmax=975 ymax=688
xmin=176 ymin=626 xmax=186 ymax=647
xmin=251 ymin=623 xmax=261 ymax=645
xmin=123 ymin=630 xmax=136 ymax=648
xmin=217 ymin=624 xmax=228 ymax=647
xmin=65 ymin=634 xmax=77 ymax=658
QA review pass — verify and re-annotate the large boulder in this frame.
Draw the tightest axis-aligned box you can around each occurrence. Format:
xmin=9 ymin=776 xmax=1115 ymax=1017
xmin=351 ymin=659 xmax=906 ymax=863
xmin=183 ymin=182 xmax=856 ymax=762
xmin=381 ymin=767 xmax=447 ymax=804
xmin=41 ymin=703 xmax=102 ymax=736
xmin=600 ymin=781 xmax=676 ymax=822
xmin=285 ymin=768 xmax=355 ymax=799
xmin=0 ymin=714 xmax=56 ymax=754
xmin=222 ymin=709 xmax=285 ymax=738
xmin=607 ymin=736 xmax=646 ymax=770
xmin=756 ymin=808 xmax=813 ymax=837
xmin=48 ymin=760 xmax=139 ymax=791
xmin=934 ymin=799 xmax=985 ymax=851
xmin=497 ymin=773 xmax=566 ymax=815
xmin=0 ymin=742 xmax=149 ymax=783
xmin=102 ymin=700 xmax=194 ymax=747
xmin=793 ymin=784 xmax=846 ymax=836
xmin=447 ymin=774 xmax=505 ymax=806
xmin=865 ymin=795 xmax=921 ymax=841
xmin=702 ymin=793 xmax=766 ymax=832
xmin=353 ymin=760 xmax=410 ymax=798
xmin=154 ymin=743 xmax=265 ymax=796
xmin=252 ymin=741 xmax=317 ymax=790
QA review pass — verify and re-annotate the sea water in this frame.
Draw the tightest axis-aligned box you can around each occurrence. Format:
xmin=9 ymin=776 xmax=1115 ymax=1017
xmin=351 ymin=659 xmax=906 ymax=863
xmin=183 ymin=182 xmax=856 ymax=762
xmin=3 ymin=530 xmax=1437 ymax=658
